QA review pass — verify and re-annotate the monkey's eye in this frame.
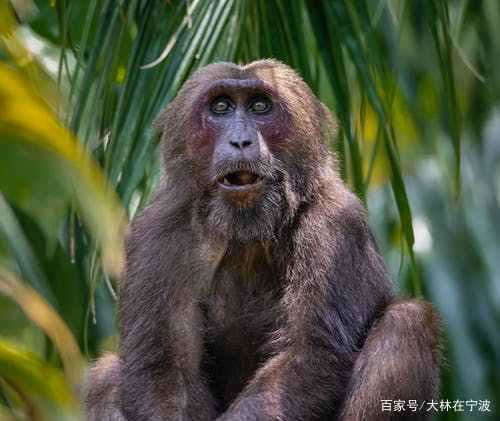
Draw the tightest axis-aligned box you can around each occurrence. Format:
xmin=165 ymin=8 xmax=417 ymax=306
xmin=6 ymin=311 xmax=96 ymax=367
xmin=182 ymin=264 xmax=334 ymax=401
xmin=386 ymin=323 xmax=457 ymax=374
xmin=210 ymin=97 xmax=234 ymax=114
xmin=248 ymin=96 xmax=272 ymax=114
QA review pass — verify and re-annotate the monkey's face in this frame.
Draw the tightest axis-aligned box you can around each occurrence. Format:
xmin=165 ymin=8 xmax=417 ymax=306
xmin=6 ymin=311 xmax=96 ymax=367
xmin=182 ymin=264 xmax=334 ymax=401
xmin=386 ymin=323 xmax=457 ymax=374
xmin=159 ymin=61 xmax=334 ymax=242
xmin=202 ymin=80 xmax=287 ymax=202
xmin=189 ymin=78 xmax=294 ymax=241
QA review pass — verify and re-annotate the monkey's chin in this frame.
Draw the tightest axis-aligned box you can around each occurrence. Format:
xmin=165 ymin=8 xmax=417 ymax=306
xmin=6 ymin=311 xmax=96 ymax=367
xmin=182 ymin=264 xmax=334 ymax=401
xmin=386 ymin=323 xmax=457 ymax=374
xmin=198 ymin=184 xmax=286 ymax=243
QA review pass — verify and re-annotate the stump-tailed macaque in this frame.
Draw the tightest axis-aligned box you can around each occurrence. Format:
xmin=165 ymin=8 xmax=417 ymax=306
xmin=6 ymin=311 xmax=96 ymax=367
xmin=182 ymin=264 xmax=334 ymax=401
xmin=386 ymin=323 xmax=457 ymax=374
xmin=85 ymin=60 xmax=441 ymax=421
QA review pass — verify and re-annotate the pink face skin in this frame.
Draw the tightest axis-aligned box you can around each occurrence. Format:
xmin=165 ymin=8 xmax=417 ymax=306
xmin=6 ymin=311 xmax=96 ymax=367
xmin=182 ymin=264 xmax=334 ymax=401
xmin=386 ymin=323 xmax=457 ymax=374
xmin=190 ymin=79 xmax=290 ymax=153
xmin=187 ymin=78 xmax=292 ymax=206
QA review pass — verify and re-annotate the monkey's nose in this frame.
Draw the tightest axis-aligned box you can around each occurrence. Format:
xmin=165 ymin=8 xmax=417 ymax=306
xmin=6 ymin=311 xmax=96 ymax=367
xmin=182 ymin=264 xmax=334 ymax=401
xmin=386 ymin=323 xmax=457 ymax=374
xmin=229 ymin=139 xmax=254 ymax=149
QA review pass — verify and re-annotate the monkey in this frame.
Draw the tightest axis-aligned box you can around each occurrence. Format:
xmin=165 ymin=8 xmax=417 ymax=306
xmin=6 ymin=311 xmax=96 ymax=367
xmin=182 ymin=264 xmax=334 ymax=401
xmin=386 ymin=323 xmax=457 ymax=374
xmin=84 ymin=59 xmax=441 ymax=421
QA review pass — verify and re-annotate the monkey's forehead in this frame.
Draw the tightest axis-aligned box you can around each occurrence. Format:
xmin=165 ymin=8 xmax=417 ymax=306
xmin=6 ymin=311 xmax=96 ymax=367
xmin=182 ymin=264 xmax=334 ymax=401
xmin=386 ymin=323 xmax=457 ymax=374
xmin=200 ymin=78 xmax=277 ymax=99
xmin=188 ymin=59 xmax=306 ymax=95
xmin=243 ymin=59 xmax=302 ymax=81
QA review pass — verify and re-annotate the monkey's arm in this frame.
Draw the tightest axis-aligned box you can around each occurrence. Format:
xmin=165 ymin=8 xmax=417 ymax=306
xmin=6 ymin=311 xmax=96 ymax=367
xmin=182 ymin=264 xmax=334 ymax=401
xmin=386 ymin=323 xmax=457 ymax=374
xmin=118 ymin=205 xmax=217 ymax=421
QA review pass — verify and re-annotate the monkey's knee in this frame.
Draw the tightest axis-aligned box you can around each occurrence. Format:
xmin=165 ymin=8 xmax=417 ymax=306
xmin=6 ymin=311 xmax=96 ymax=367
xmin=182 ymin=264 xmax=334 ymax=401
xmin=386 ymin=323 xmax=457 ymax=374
xmin=384 ymin=298 xmax=442 ymax=353
xmin=84 ymin=353 xmax=125 ymax=421
xmin=340 ymin=299 xmax=442 ymax=420
xmin=376 ymin=298 xmax=442 ymax=375
xmin=385 ymin=298 xmax=439 ymax=324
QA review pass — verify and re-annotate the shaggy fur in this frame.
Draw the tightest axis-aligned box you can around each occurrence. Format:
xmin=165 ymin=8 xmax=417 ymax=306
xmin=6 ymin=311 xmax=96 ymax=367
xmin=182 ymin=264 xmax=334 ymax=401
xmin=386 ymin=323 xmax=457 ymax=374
xmin=85 ymin=60 xmax=441 ymax=421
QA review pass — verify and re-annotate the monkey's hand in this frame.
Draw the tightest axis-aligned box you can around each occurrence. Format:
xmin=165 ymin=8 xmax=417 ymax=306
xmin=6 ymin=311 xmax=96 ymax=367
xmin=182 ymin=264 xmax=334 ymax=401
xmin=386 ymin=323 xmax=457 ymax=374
xmin=120 ymin=368 xmax=217 ymax=421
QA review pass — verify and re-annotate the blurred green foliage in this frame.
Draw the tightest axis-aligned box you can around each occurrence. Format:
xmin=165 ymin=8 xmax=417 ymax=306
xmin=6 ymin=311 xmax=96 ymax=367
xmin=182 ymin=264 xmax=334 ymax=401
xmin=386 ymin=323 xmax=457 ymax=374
xmin=0 ymin=0 xmax=499 ymax=419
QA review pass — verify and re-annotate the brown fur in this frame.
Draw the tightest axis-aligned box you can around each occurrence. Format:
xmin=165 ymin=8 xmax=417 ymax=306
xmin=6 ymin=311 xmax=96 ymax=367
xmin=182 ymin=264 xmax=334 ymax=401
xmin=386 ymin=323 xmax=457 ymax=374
xmin=84 ymin=60 xmax=441 ymax=421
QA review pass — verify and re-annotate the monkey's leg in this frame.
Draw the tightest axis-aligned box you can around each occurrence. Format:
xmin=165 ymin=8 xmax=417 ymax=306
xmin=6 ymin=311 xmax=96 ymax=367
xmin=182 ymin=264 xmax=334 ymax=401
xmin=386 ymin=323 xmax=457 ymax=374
xmin=339 ymin=299 xmax=441 ymax=421
xmin=84 ymin=353 xmax=125 ymax=421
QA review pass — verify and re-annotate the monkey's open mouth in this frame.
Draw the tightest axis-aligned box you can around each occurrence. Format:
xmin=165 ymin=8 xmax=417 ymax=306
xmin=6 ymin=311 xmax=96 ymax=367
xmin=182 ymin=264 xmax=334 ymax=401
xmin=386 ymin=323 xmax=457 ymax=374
xmin=218 ymin=170 xmax=263 ymax=190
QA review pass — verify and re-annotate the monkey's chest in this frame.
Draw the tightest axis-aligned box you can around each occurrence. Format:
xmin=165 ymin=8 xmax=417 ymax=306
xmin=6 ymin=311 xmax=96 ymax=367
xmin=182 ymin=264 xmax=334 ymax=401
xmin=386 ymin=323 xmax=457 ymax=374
xmin=201 ymin=271 xmax=282 ymax=407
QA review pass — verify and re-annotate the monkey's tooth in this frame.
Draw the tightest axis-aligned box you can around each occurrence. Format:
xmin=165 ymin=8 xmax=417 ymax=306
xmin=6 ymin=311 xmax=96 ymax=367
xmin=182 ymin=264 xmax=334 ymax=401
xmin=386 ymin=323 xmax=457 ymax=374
xmin=223 ymin=177 xmax=231 ymax=185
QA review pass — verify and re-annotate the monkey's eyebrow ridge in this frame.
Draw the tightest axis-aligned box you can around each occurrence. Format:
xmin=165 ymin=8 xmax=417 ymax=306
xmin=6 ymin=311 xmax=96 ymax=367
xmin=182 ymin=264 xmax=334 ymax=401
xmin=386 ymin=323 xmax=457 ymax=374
xmin=203 ymin=78 xmax=276 ymax=98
